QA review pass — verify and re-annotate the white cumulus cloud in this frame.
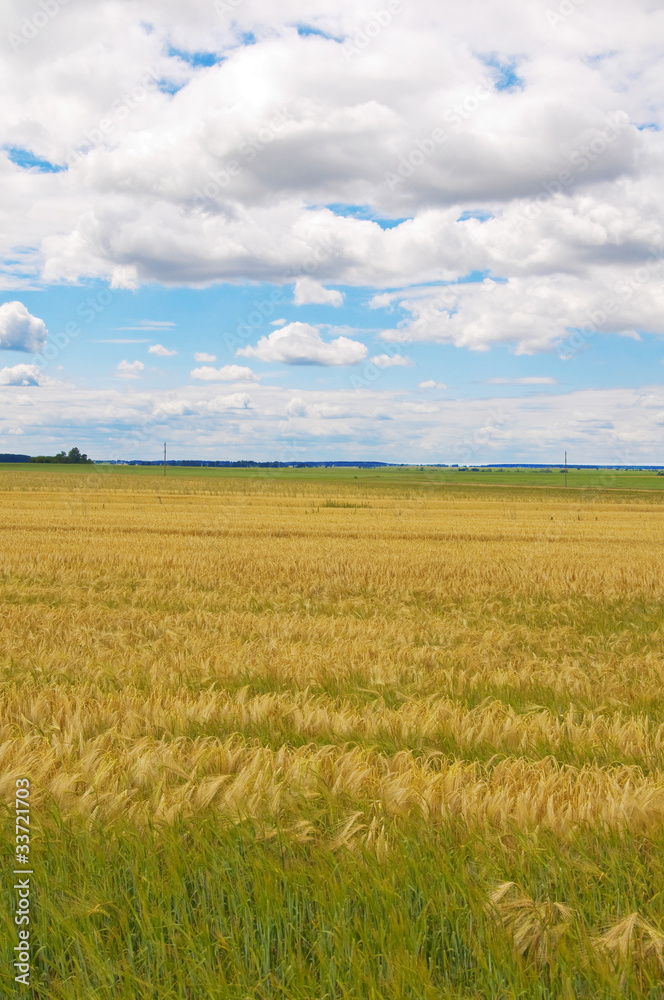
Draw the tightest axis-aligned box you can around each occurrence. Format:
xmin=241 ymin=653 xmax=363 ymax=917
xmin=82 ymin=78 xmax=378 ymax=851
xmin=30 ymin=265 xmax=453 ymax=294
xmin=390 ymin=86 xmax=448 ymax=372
xmin=0 ymin=303 xmax=48 ymax=353
xmin=419 ymin=380 xmax=447 ymax=389
xmin=194 ymin=352 xmax=217 ymax=362
xmin=285 ymin=396 xmax=354 ymax=419
xmin=148 ymin=344 xmax=178 ymax=356
xmin=0 ymin=364 xmax=43 ymax=386
xmin=238 ymin=322 xmax=367 ymax=365
xmin=370 ymin=354 xmax=413 ymax=368
xmin=199 ymin=393 xmax=253 ymax=411
xmin=190 ymin=365 xmax=258 ymax=382
xmin=116 ymin=360 xmax=145 ymax=378
xmin=286 ymin=397 xmax=307 ymax=417
xmin=293 ymin=278 xmax=345 ymax=307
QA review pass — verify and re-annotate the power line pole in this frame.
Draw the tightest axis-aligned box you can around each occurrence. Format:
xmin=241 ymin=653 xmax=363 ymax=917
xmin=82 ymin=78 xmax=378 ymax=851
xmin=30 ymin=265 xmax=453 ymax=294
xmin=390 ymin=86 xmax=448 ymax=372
xmin=564 ymin=450 xmax=567 ymax=488
xmin=163 ymin=442 xmax=166 ymax=477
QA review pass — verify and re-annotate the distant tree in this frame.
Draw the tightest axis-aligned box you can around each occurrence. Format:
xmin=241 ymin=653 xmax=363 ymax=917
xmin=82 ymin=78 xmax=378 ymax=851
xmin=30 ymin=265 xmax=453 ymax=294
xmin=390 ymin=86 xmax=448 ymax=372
xmin=67 ymin=447 xmax=90 ymax=463
xmin=30 ymin=448 xmax=93 ymax=464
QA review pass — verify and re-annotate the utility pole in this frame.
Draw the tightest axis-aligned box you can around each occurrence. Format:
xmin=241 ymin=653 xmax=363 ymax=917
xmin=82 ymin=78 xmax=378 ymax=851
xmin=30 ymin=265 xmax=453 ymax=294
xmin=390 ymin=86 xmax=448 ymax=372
xmin=564 ymin=450 xmax=567 ymax=488
xmin=163 ymin=442 xmax=166 ymax=477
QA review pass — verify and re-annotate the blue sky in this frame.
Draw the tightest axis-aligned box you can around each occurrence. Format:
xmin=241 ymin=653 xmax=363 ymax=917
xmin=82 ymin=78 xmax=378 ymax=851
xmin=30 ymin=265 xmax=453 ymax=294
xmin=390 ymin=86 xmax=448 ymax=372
xmin=1 ymin=0 xmax=663 ymax=462
xmin=10 ymin=281 xmax=663 ymax=398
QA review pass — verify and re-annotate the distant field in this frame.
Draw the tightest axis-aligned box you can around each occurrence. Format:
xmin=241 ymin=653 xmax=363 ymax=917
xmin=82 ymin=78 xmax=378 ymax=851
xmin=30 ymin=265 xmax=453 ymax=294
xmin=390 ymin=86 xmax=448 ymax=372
xmin=1 ymin=465 xmax=664 ymax=998
xmin=4 ymin=460 xmax=664 ymax=493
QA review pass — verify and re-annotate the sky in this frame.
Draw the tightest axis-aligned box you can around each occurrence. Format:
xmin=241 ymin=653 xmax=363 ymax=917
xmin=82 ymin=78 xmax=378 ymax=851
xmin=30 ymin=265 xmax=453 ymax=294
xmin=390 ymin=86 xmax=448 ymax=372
xmin=1 ymin=0 xmax=663 ymax=464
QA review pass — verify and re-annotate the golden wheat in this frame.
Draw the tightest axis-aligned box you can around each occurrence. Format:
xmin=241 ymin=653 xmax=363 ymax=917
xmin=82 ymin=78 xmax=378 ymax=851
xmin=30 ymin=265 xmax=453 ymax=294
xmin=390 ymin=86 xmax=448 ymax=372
xmin=1 ymin=686 xmax=663 ymax=764
xmin=2 ymin=734 xmax=664 ymax=837
xmin=2 ymin=469 xmax=664 ymax=991
xmin=2 ymin=477 xmax=664 ymax=814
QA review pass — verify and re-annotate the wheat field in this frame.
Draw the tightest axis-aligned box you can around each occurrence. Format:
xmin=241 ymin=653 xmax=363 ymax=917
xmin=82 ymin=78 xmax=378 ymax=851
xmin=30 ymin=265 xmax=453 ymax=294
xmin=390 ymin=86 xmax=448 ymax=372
xmin=2 ymin=466 xmax=664 ymax=998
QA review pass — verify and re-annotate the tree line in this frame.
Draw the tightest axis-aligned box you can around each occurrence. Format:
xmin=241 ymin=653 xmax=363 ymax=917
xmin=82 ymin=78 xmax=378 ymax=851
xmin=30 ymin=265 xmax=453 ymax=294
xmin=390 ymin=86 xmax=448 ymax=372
xmin=30 ymin=448 xmax=93 ymax=464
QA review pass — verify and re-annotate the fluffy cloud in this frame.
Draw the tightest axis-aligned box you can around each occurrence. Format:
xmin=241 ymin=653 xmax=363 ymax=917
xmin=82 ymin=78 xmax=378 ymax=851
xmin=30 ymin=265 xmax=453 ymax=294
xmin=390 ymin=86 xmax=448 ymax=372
xmin=116 ymin=360 xmax=145 ymax=378
xmin=285 ymin=397 xmax=354 ymax=419
xmin=370 ymin=354 xmax=413 ymax=368
xmin=194 ymin=352 xmax=217 ymax=362
xmin=0 ymin=363 xmax=43 ymax=386
xmin=293 ymin=278 xmax=344 ymax=307
xmin=379 ymin=263 xmax=664 ymax=354
xmin=199 ymin=393 xmax=253 ymax=411
xmin=237 ymin=322 xmax=368 ymax=365
xmin=190 ymin=365 xmax=258 ymax=381
xmin=419 ymin=380 xmax=447 ymax=389
xmin=148 ymin=344 xmax=178 ymax=356
xmin=286 ymin=397 xmax=307 ymax=417
xmin=0 ymin=302 xmax=48 ymax=353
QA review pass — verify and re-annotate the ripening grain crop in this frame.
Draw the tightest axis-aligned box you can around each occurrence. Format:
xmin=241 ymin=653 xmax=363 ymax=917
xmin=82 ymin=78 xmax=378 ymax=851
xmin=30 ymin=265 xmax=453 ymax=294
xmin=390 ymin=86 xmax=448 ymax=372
xmin=1 ymin=466 xmax=664 ymax=998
